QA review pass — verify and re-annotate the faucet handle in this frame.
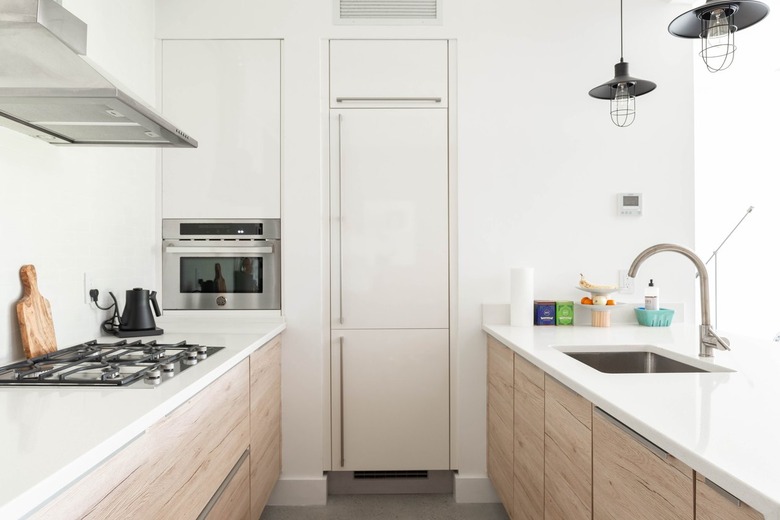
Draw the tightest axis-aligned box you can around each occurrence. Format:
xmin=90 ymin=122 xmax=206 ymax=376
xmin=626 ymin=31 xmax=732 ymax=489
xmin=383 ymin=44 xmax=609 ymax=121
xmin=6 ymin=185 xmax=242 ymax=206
xmin=705 ymin=326 xmax=731 ymax=351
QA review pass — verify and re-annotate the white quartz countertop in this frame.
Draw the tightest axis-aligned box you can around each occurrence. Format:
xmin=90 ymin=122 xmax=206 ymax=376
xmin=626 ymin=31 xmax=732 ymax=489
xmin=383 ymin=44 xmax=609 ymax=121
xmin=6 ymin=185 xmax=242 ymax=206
xmin=483 ymin=323 xmax=780 ymax=519
xmin=0 ymin=322 xmax=285 ymax=520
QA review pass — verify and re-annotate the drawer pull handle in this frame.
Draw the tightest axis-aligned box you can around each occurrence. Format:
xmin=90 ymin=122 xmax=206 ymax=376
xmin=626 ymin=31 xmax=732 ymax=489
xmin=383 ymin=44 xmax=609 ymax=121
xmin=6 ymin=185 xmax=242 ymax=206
xmin=336 ymin=97 xmax=442 ymax=103
xmin=704 ymin=478 xmax=743 ymax=508
xmin=595 ymin=407 xmax=669 ymax=461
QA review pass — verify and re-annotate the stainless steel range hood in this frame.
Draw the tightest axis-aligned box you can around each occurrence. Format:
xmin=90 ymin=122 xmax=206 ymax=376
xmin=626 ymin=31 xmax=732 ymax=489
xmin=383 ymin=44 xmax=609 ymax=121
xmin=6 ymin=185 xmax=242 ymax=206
xmin=0 ymin=0 xmax=197 ymax=147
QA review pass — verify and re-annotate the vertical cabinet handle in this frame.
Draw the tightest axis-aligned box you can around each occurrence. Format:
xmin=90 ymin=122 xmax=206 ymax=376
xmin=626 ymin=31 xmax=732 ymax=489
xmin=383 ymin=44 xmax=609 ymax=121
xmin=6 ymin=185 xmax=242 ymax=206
xmin=339 ymin=336 xmax=345 ymax=467
xmin=337 ymin=114 xmax=344 ymax=325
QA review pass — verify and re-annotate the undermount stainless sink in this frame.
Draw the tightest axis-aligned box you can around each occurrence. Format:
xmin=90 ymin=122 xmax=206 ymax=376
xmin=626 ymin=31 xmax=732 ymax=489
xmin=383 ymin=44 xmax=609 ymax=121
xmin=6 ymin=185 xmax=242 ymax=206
xmin=563 ymin=350 xmax=711 ymax=374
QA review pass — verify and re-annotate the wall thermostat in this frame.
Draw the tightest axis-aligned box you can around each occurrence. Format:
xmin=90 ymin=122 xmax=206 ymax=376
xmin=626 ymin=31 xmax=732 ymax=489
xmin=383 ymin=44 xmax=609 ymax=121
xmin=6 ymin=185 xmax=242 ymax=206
xmin=618 ymin=193 xmax=642 ymax=216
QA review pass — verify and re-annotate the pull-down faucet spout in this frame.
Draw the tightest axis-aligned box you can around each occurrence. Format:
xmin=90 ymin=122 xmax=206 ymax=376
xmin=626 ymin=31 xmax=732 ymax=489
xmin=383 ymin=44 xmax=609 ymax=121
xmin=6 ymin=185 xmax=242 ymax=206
xmin=628 ymin=243 xmax=730 ymax=358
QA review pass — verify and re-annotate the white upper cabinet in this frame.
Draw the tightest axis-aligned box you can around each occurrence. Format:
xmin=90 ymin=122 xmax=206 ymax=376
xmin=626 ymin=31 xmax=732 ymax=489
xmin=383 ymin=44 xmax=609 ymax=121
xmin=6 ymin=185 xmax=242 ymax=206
xmin=330 ymin=40 xmax=448 ymax=108
xmin=161 ymin=40 xmax=281 ymax=219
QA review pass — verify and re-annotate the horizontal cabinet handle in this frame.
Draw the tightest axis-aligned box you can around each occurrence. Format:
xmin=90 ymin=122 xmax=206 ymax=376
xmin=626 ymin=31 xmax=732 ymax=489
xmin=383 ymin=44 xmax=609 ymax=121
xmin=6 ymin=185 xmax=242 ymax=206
xmin=595 ymin=407 xmax=669 ymax=461
xmin=704 ymin=478 xmax=743 ymax=508
xmin=165 ymin=246 xmax=273 ymax=255
xmin=336 ymin=97 xmax=442 ymax=103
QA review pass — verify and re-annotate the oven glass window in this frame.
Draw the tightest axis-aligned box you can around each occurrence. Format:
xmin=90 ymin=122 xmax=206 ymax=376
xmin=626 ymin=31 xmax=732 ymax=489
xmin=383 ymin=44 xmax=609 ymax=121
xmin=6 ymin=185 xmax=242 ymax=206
xmin=179 ymin=257 xmax=263 ymax=294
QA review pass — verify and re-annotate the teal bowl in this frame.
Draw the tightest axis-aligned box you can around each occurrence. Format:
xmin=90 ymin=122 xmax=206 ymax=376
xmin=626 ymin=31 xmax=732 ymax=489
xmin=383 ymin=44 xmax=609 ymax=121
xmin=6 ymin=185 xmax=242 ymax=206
xmin=634 ymin=307 xmax=674 ymax=327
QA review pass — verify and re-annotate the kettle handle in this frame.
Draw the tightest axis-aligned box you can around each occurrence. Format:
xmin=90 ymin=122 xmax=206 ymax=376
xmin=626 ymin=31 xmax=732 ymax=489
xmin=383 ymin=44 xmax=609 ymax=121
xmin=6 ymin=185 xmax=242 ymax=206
xmin=149 ymin=290 xmax=162 ymax=317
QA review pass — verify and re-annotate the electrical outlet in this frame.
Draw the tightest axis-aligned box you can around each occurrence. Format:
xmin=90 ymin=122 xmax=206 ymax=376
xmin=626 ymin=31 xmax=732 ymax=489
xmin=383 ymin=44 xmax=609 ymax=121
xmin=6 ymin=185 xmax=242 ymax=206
xmin=83 ymin=272 xmax=94 ymax=304
xmin=618 ymin=269 xmax=634 ymax=294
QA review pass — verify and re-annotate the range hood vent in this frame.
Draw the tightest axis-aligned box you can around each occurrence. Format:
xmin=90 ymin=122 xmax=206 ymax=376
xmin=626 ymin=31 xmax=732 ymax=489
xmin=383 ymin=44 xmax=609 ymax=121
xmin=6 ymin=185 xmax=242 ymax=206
xmin=0 ymin=0 xmax=197 ymax=147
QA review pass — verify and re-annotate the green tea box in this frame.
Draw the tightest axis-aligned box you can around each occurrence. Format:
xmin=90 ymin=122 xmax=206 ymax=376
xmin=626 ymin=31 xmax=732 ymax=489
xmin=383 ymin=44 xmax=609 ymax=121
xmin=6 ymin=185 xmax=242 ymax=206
xmin=556 ymin=301 xmax=574 ymax=326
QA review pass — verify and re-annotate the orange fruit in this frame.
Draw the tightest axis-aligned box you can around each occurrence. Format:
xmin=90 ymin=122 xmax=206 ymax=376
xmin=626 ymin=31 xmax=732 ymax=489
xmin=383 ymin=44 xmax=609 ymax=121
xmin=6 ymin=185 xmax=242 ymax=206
xmin=581 ymin=297 xmax=593 ymax=305
xmin=606 ymin=299 xmax=615 ymax=305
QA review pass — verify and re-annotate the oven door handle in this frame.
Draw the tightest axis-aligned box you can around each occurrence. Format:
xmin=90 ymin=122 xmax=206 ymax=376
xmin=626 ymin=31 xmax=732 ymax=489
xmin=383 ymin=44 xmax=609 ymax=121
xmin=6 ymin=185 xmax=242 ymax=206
xmin=164 ymin=245 xmax=274 ymax=255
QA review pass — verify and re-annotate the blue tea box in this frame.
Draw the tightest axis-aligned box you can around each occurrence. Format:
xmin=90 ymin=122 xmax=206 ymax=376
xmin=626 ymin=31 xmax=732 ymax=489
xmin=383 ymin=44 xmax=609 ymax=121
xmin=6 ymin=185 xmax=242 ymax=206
xmin=534 ymin=300 xmax=556 ymax=326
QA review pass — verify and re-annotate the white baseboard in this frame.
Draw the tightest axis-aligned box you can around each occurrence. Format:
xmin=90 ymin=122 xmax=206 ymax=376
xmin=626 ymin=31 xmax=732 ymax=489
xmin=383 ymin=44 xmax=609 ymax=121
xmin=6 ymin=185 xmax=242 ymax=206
xmin=267 ymin=476 xmax=328 ymax=506
xmin=453 ymin=474 xmax=500 ymax=503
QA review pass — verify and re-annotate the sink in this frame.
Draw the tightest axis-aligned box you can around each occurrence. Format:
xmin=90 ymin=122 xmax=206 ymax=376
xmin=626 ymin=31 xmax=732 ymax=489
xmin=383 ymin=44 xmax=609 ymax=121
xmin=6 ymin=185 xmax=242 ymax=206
xmin=563 ymin=350 xmax=712 ymax=374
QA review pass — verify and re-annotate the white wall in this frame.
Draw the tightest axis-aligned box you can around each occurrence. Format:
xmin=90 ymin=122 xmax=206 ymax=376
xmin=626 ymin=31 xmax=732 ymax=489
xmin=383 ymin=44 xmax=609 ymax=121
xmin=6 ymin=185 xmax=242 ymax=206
xmin=152 ymin=0 xmax=697 ymax=504
xmin=0 ymin=0 xmax=158 ymax=364
xmin=694 ymin=7 xmax=778 ymax=341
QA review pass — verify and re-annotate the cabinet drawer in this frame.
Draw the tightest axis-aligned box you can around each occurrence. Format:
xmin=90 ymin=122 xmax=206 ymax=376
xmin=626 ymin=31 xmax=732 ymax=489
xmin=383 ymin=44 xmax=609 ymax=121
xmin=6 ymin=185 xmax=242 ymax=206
xmin=545 ymin=375 xmax=592 ymax=520
xmin=513 ymin=353 xmax=544 ymax=520
xmin=31 ymin=361 xmax=250 ymax=520
xmin=330 ymin=40 xmax=448 ymax=108
xmin=593 ymin=408 xmax=692 ymax=520
xmin=696 ymin=473 xmax=764 ymax=520
xmin=487 ymin=337 xmax=514 ymax=516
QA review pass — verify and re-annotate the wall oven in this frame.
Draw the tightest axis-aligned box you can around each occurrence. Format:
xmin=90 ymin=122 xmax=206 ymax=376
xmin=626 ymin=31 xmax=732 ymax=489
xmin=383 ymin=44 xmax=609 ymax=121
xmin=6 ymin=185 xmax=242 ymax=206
xmin=162 ymin=219 xmax=281 ymax=310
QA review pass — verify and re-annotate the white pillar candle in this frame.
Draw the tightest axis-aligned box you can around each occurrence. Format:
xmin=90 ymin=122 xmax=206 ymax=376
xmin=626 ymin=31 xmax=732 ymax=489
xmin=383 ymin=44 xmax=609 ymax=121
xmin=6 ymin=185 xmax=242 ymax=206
xmin=510 ymin=267 xmax=534 ymax=327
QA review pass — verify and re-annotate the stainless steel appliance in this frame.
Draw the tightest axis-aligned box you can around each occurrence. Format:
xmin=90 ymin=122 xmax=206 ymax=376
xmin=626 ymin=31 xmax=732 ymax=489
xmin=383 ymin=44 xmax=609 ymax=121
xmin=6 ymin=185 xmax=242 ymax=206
xmin=0 ymin=0 xmax=197 ymax=147
xmin=162 ymin=219 xmax=281 ymax=310
xmin=0 ymin=339 xmax=223 ymax=387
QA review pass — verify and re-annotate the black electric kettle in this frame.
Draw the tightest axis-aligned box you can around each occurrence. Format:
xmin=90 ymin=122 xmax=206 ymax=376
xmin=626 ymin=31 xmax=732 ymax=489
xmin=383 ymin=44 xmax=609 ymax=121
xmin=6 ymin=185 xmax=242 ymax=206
xmin=103 ymin=288 xmax=164 ymax=337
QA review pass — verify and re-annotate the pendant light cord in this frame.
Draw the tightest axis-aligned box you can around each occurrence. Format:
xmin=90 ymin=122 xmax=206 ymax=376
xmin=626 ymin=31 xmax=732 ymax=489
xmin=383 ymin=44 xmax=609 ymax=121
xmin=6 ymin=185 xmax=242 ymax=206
xmin=620 ymin=0 xmax=624 ymax=61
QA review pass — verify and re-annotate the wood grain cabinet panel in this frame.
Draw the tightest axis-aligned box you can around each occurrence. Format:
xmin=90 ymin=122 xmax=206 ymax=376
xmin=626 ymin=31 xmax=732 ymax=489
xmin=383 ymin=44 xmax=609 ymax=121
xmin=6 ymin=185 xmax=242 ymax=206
xmin=250 ymin=337 xmax=282 ymax=519
xmin=31 ymin=360 xmax=250 ymax=520
xmin=205 ymin=451 xmax=251 ymax=520
xmin=513 ymin=353 xmax=544 ymax=520
xmin=593 ymin=408 xmax=693 ymax=520
xmin=544 ymin=375 xmax=592 ymax=520
xmin=487 ymin=336 xmax=514 ymax=518
xmin=696 ymin=473 xmax=764 ymax=520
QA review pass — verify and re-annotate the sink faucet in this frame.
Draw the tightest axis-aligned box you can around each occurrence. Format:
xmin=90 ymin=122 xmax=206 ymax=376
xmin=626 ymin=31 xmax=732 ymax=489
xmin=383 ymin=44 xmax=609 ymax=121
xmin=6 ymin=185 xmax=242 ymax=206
xmin=628 ymin=243 xmax=730 ymax=358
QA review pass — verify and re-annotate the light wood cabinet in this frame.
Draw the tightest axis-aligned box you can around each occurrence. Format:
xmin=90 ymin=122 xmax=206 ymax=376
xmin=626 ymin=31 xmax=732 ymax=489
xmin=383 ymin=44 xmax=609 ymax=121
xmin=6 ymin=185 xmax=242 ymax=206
xmin=487 ymin=337 xmax=514 ymax=517
xmin=30 ymin=360 xmax=251 ymax=520
xmin=329 ymin=40 xmax=448 ymax=108
xmin=161 ymin=39 xmax=281 ymax=219
xmin=250 ymin=337 xmax=282 ymax=519
xmin=513 ymin=353 xmax=544 ymax=520
xmin=593 ymin=408 xmax=693 ymax=520
xmin=696 ymin=473 xmax=764 ymax=520
xmin=204 ymin=450 xmax=251 ymax=520
xmin=544 ymin=375 xmax=592 ymax=520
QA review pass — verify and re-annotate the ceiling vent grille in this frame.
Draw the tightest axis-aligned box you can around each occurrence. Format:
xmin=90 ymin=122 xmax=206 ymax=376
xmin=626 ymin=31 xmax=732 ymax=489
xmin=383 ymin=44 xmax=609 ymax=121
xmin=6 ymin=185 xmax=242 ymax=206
xmin=335 ymin=0 xmax=442 ymax=25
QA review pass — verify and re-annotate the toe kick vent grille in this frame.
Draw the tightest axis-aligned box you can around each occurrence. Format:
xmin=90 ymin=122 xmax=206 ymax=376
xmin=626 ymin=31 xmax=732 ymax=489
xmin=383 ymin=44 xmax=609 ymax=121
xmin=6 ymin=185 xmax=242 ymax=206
xmin=335 ymin=0 xmax=442 ymax=25
xmin=354 ymin=470 xmax=429 ymax=479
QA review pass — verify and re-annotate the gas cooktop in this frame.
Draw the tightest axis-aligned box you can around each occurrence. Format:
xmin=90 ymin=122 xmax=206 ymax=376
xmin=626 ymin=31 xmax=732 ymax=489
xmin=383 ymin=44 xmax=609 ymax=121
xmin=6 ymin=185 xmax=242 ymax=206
xmin=0 ymin=339 xmax=224 ymax=387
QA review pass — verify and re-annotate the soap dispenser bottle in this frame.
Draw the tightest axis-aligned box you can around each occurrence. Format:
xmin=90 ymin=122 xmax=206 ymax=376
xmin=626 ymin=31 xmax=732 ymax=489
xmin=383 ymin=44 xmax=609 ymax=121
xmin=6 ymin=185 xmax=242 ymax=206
xmin=644 ymin=279 xmax=659 ymax=310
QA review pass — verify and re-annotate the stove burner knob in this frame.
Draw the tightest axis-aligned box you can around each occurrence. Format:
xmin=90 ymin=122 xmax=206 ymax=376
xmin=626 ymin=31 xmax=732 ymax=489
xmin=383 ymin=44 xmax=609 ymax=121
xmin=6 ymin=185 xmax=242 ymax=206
xmin=161 ymin=362 xmax=176 ymax=373
xmin=183 ymin=350 xmax=199 ymax=366
xmin=145 ymin=367 xmax=162 ymax=381
xmin=196 ymin=345 xmax=209 ymax=355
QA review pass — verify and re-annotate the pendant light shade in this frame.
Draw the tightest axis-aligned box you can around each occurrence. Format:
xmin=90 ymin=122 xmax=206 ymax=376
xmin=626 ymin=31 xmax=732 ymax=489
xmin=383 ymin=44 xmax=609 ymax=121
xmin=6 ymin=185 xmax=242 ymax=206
xmin=589 ymin=61 xmax=657 ymax=127
xmin=589 ymin=0 xmax=656 ymax=127
xmin=668 ymin=0 xmax=769 ymax=73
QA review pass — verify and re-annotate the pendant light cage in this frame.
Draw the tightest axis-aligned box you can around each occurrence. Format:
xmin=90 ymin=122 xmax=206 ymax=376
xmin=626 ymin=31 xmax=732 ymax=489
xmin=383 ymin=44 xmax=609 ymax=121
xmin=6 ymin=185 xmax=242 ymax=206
xmin=610 ymin=83 xmax=636 ymax=127
xmin=699 ymin=7 xmax=737 ymax=72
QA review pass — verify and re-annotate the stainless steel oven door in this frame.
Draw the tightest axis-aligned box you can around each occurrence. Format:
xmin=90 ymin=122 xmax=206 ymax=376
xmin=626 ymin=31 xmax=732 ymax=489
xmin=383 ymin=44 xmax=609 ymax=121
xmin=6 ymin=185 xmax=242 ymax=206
xmin=162 ymin=240 xmax=281 ymax=310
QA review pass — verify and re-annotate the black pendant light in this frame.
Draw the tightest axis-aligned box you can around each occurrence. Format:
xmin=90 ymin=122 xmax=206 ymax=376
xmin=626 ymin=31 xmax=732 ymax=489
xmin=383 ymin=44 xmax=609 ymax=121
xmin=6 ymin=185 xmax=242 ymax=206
xmin=669 ymin=0 xmax=769 ymax=73
xmin=589 ymin=0 xmax=657 ymax=127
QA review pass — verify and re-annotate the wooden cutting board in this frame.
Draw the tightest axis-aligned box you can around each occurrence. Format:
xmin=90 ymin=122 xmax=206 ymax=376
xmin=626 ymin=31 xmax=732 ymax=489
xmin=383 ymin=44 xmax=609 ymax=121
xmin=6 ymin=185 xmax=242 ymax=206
xmin=16 ymin=264 xmax=57 ymax=358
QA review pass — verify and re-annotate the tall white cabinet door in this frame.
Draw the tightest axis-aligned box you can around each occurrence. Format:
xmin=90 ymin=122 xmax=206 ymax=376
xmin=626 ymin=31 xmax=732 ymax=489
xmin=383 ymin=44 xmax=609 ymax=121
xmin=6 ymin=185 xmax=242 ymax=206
xmin=161 ymin=40 xmax=281 ymax=219
xmin=330 ymin=40 xmax=448 ymax=108
xmin=331 ymin=329 xmax=450 ymax=471
xmin=330 ymin=109 xmax=449 ymax=329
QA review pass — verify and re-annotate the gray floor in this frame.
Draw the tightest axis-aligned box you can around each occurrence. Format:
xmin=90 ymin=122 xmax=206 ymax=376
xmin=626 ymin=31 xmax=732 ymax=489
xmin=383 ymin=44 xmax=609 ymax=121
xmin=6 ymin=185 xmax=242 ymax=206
xmin=260 ymin=494 xmax=510 ymax=520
